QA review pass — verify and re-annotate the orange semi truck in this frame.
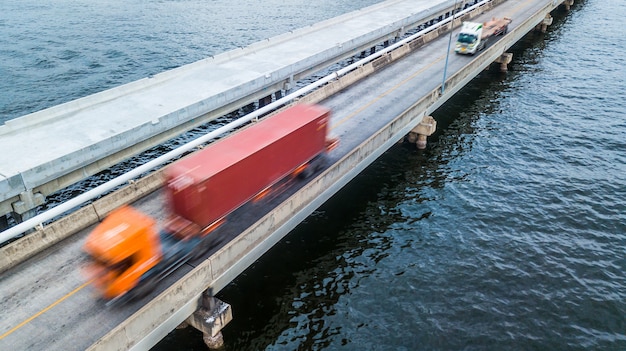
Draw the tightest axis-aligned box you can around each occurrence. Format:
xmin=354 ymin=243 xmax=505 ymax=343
xmin=83 ymin=104 xmax=338 ymax=301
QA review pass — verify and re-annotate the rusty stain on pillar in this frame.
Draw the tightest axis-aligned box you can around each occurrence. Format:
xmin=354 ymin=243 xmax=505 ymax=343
xmin=494 ymin=53 xmax=513 ymax=72
xmin=186 ymin=293 xmax=233 ymax=349
xmin=407 ymin=116 xmax=437 ymax=149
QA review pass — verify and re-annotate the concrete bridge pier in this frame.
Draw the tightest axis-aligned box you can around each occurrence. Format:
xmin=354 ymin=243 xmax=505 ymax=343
xmin=183 ymin=292 xmax=233 ymax=349
xmin=406 ymin=116 xmax=437 ymax=149
xmin=9 ymin=190 xmax=46 ymax=226
xmin=536 ymin=14 xmax=553 ymax=32
xmin=283 ymin=75 xmax=294 ymax=94
xmin=563 ymin=0 xmax=574 ymax=11
xmin=494 ymin=53 xmax=513 ymax=72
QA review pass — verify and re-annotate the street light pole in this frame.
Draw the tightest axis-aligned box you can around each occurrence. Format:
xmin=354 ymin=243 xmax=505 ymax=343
xmin=441 ymin=0 xmax=460 ymax=95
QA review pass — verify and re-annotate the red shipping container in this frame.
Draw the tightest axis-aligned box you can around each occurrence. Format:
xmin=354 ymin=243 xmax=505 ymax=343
xmin=164 ymin=104 xmax=331 ymax=230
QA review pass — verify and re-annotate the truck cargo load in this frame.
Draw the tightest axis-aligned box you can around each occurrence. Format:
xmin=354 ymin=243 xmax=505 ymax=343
xmin=455 ymin=17 xmax=511 ymax=55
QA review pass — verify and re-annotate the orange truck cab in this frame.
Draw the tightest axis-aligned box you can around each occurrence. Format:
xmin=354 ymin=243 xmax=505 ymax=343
xmin=83 ymin=205 xmax=210 ymax=301
xmin=83 ymin=206 xmax=163 ymax=299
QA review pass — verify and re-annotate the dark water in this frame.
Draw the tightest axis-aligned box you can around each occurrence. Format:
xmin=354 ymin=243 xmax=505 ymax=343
xmin=3 ymin=0 xmax=625 ymax=350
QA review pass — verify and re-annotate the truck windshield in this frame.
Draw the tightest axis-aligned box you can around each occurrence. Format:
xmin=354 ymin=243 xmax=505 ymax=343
xmin=457 ymin=33 xmax=477 ymax=44
xmin=109 ymin=257 xmax=133 ymax=275
xmin=91 ymin=256 xmax=133 ymax=276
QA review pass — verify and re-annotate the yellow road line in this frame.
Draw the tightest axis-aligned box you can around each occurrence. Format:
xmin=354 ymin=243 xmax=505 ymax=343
xmin=0 ymin=280 xmax=92 ymax=340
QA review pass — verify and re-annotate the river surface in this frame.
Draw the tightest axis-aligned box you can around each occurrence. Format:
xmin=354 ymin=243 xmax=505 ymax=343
xmin=2 ymin=0 xmax=625 ymax=350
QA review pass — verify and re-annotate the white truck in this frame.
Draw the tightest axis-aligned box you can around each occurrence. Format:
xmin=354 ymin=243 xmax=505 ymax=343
xmin=455 ymin=17 xmax=512 ymax=55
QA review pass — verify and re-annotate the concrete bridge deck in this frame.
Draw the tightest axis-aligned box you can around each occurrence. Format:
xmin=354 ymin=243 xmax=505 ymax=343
xmin=0 ymin=0 xmax=470 ymax=224
xmin=0 ymin=0 xmax=574 ymax=349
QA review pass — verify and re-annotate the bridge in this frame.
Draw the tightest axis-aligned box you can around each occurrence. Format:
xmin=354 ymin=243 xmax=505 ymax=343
xmin=0 ymin=0 xmax=575 ymax=349
xmin=0 ymin=0 xmax=469 ymax=228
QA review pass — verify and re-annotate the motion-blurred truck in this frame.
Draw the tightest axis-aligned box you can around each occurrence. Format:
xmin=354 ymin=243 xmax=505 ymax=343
xmin=455 ymin=17 xmax=512 ymax=55
xmin=83 ymin=104 xmax=338 ymax=301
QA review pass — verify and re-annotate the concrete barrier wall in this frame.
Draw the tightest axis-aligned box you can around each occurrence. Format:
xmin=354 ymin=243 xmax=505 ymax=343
xmin=0 ymin=170 xmax=165 ymax=273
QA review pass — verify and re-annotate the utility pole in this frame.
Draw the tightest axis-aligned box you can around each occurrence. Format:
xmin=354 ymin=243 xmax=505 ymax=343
xmin=441 ymin=0 xmax=460 ymax=94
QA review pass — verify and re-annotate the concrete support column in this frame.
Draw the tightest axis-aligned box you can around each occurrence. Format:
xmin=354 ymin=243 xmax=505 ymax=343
xmin=563 ymin=0 xmax=574 ymax=11
xmin=283 ymin=75 xmax=294 ymax=94
xmin=186 ymin=293 xmax=232 ymax=349
xmin=536 ymin=14 xmax=553 ymax=33
xmin=494 ymin=53 xmax=513 ymax=72
xmin=11 ymin=190 xmax=45 ymax=223
xmin=406 ymin=116 xmax=437 ymax=149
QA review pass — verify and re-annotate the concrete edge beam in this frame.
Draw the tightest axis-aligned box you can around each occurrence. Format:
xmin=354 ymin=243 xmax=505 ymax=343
xmin=0 ymin=204 xmax=99 ymax=273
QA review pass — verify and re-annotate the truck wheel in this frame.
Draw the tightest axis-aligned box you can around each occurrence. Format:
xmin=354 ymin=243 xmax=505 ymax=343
xmin=298 ymin=166 xmax=313 ymax=179
xmin=192 ymin=239 xmax=212 ymax=260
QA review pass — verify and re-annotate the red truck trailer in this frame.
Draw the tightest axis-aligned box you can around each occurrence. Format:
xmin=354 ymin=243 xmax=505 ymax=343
xmin=165 ymin=103 xmax=333 ymax=235
xmin=83 ymin=104 xmax=337 ymax=301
